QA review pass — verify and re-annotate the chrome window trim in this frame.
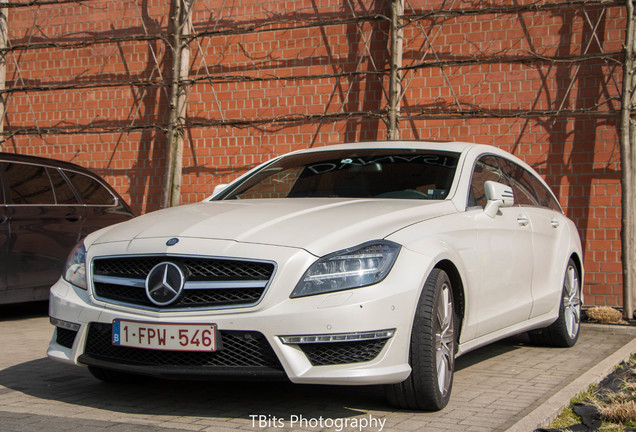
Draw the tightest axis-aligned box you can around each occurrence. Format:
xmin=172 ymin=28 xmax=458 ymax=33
xmin=59 ymin=168 xmax=119 ymax=208
xmin=1 ymin=160 xmax=57 ymax=205
xmin=0 ymin=159 xmax=120 ymax=208
xmin=465 ymin=152 xmax=564 ymax=214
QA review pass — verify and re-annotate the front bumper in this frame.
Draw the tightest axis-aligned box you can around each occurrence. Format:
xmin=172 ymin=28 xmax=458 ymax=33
xmin=47 ymin=241 xmax=432 ymax=386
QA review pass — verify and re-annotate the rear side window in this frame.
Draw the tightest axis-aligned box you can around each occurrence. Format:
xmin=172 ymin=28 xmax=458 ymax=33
xmin=48 ymin=168 xmax=79 ymax=204
xmin=63 ymin=170 xmax=116 ymax=205
xmin=3 ymin=162 xmax=55 ymax=204
xmin=498 ymin=159 xmax=541 ymax=207
xmin=525 ymin=172 xmax=562 ymax=212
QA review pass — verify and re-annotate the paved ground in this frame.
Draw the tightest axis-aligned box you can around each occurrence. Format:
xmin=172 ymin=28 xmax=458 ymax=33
xmin=0 ymin=302 xmax=635 ymax=432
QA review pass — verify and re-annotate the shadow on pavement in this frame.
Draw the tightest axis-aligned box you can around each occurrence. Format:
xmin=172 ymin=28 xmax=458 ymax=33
xmin=0 ymin=336 xmax=526 ymax=419
xmin=0 ymin=357 xmax=386 ymax=418
xmin=0 ymin=301 xmax=48 ymax=322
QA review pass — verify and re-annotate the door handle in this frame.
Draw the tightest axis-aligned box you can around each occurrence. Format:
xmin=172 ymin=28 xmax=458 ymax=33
xmin=65 ymin=214 xmax=82 ymax=222
xmin=551 ymin=219 xmax=560 ymax=228
xmin=517 ymin=216 xmax=529 ymax=227
xmin=0 ymin=215 xmax=7 ymax=224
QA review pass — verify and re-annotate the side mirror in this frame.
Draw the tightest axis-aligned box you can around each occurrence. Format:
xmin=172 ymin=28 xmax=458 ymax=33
xmin=483 ymin=181 xmax=514 ymax=218
xmin=211 ymin=184 xmax=228 ymax=198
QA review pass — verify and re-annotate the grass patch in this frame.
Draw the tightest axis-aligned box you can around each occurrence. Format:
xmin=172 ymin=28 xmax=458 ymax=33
xmin=599 ymin=401 xmax=636 ymax=424
xmin=585 ymin=307 xmax=628 ymax=325
xmin=547 ymin=356 xmax=636 ymax=431
xmin=548 ymin=385 xmax=599 ymax=430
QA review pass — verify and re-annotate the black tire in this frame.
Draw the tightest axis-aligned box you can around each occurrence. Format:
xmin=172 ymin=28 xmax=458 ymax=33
xmin=88 ymin=366 xmax=142 ymax=383
xmin=385 ymin=268 xmax=457 ymax=411
xmin=529 ymin=258 xmax=581 ymax=347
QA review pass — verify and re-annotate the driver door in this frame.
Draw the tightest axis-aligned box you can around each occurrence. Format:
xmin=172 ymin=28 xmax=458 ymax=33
xmin=467 ymin=155 xmax=534 ymax=338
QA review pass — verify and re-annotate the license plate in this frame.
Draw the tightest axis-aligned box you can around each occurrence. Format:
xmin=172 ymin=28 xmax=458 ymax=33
xmin=112 ymin=319 xmax=218 ymax=352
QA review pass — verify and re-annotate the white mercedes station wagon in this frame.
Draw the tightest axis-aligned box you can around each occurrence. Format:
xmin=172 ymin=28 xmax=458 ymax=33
xmin=48 ymin=141 xmax=583 ymax=410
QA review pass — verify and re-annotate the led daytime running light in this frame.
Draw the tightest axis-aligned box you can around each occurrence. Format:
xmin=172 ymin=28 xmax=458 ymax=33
xmin=50 ymin=317 xmax=80 ymax=332
xmin=280 ymin=329 xmax=395 ymax=345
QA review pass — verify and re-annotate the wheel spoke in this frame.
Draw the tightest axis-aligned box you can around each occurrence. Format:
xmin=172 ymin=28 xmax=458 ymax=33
xmin=435 ymin=283 xmax=455 ymax=395
xmin=436 ymin=302 xmax=445 ymax=330
xmin=566 ymin=268 xmax=576 ymax=296
xmin=563 ymin=265 xmax=581 ymax=338
xmin=436 ymin=286 xmax=450 ymax=329
xmin=436 ymin=347 xmax=450 ymax=393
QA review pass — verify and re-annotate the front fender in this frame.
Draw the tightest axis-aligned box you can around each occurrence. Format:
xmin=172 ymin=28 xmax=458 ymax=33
xmin=387 ymin=211 xmax=479 ymax=343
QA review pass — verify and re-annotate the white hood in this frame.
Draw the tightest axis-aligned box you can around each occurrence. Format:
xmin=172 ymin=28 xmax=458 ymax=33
xmin=90 ymin=198 xmax=457 ymax=256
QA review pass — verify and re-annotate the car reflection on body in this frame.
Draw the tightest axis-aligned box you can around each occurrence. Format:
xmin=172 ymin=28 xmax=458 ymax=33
xmin=47 ymin=141 xmax=583 ymax=410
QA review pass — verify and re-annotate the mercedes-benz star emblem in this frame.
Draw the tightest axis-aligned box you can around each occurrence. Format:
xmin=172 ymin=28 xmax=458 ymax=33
xmin=145 ymin=262 xmax=186 ymax=306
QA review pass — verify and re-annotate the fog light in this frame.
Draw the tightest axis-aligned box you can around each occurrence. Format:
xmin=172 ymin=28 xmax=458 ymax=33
xmin=50 ymin=317 xmax=80 ymax=332
xmin=279 ymin=329 xmax=394 ymax=345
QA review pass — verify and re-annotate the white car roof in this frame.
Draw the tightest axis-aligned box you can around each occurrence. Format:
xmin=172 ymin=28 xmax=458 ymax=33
xmin=289 ymin=140 xmax=482 ymax=155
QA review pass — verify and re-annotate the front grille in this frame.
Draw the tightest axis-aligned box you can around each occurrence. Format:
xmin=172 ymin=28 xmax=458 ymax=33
xmin=84 ymin=322 xmax=284 ymax=370
xmin=299 ymin=339 xmax=388 ymax=366
xmin=95 ymin=256 xmax=274 ymax=280
xmin=92 ymin=255 xmax=275 ymax=309
xmin=56 ymin=327 xmax=78 ymax=349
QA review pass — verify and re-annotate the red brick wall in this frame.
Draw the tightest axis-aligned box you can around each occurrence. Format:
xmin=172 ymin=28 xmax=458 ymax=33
xmin=1 ymin=0 xmax=626 ymax=307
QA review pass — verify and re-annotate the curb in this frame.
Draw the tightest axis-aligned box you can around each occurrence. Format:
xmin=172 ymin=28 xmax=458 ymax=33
xmin=505 ymin=323 xmax=636 ymax=432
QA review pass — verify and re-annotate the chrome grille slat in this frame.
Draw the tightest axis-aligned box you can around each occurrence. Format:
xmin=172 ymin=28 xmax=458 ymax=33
xmin=92 ymin=275 xmax=269 ymax=290
xmin=184 ymin=280 xmax=269 ymax=289
xmin=94 ymin=275 xmax=145 ymax=288
xmin=92 ymin=255 xmax=275 ymax=310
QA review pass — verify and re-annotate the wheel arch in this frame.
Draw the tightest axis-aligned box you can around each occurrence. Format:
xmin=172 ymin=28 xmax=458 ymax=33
xmin=568 ymin=251 xmax=584 ymax=302
xmin=569 ymin=252 xmax=583 ymax=282
xmin=434 ymin=259 xmax=465 ymax=340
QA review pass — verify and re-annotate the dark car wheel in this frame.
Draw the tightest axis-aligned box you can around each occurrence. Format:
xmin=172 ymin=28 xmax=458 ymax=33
xmin=385 ymin=268 xmax=457 ymax=411
xmin=530 ymin=258 xmax=581 ymax=347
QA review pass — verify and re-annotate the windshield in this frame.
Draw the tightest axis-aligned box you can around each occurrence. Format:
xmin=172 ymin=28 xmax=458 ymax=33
xmin=215 ymin=149 xmax=459 ymax=200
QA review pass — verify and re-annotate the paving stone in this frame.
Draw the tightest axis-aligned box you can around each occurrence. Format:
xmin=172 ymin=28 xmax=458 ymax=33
xmin=1 ymin=310 xmax=635 ymax=432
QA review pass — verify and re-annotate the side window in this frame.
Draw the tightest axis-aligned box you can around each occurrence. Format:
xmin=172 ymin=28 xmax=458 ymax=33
xmin=63 ymin=170 xmax=116 ymax=205
xmin=3 ymin=162 xmax=55 ymax=205
xmin=526 ymin=173 xmax=562 ymax=212
xmin=498 ymin=158 xmax=541 ymax=207
xmin=468 ymin=155 xmax=503 ymax=208
xmin=47 ymin=168 xmax=79 ymax=205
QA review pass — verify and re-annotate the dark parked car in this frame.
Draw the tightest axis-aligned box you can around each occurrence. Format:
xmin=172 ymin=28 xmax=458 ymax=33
xmin=0 ymin=152 xmax=134 ymax=304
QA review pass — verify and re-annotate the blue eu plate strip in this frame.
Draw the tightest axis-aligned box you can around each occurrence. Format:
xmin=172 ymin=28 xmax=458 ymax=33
xmin=112 ymin=320 xmax=120 ymax=345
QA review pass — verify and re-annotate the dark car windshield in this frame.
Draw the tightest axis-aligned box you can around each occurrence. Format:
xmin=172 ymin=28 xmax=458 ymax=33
xmin=216 ymin=149 xmax=459 ymax=200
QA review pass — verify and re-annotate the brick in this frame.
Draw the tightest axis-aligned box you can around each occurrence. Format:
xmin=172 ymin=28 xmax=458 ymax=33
xmin=2 ymin=0 xmax=626 ymax=306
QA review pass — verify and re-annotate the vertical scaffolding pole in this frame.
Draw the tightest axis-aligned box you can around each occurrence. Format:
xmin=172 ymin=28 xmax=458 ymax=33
xmin=162 ymin=0 xmax=193 ymax=208
xmin=621 ymin=0 xmax=636 ymax=319
xmin=387 ymin=0 xmax=404 ymax=141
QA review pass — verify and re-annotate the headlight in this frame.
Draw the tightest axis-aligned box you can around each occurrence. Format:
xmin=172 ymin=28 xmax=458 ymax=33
xmin=63 ymin=242 xmax=87 ymax=290
xmin=291 ymin=241 xmax=401 ymax=298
